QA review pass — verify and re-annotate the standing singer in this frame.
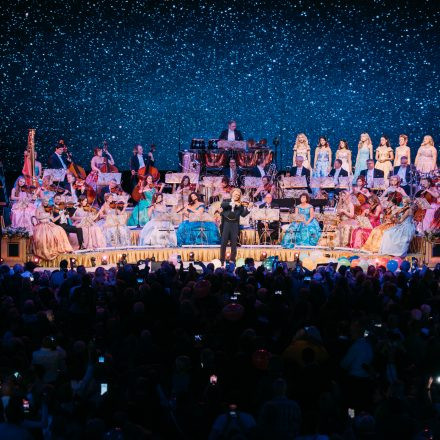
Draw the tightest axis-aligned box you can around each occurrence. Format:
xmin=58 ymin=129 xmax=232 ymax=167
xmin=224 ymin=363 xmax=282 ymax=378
xmin=220 ymin=188 xmax=252 ymax=265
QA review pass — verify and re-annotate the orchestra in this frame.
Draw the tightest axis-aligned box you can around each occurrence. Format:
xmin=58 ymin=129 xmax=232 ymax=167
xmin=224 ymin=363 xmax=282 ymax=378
xmin=9 ymin=127 xmax=440 ymax=264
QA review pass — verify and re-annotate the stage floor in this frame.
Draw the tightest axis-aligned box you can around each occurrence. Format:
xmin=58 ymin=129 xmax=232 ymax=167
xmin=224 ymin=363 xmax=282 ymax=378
xmin=36 ymin=244 xmax=425 ymax=268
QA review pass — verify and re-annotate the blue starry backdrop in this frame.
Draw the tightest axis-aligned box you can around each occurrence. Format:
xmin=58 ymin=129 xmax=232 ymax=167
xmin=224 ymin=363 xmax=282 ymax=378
xmin=0 ymin=0 xmax=439 ymax=171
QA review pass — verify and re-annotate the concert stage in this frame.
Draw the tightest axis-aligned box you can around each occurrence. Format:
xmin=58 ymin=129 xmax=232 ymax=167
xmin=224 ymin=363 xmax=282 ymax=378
xmin=34 ymin=239 xmax=427 ymax=269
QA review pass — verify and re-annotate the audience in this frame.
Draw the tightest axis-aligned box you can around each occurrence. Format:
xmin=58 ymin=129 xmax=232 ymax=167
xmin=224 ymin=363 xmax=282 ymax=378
xmin=0 ymin=257 xmax=439 ymax=439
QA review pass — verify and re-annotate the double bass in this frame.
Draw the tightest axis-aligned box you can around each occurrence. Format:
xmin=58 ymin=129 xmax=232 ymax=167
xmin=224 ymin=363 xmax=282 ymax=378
xmin=147 ymin=144 xmax=160 ymax=182
xmin=66 ymin=146 xmax=87 ymax=180
xmin=98 ymin=141 xmax=118 ymax=173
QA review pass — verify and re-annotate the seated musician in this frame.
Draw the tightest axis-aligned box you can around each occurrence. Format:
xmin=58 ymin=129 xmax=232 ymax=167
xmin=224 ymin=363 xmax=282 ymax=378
xmin=380 ymin=175 xmax=408 ymax=202
xmin=253 ymin=176 xmax=276 ymax=201
xmin=176 ymin=175 xmax=198 ymax=194
xmin=98 ymin=178 xmax=126 ymax=205
xmin=219 ymin=120 xmax=244 ymax=141
xmin=250 ymin=157 xmax=268 ymax=178
xmin=360 ymin=159 xmax=384 ymax=189
xmin=212 ymin=176 xmax=232 ymax=200
xmin=223 ymin=158 xmax=241 ymax=186
xmin=329 ymin=159 xmax=348 ymax=183
xmin=415 ymin=177 xmax=439 ymax=232
xmin=52 ymin=195 xmax=84 ymax=249
xmin=66 ymin=172 xmax=78 ymax=201
xmin=394 ymin=156 xmax=416 ymax=195
xmin=291 ymin=156 xmax=311 ymax=191
xmin=257 ymin=193 xmax=279 ymax=244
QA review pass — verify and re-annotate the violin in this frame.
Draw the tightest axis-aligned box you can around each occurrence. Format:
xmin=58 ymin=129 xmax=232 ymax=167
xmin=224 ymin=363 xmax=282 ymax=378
xmin=83 ymin=205 xmax=97 ymax=213
xmin=20 ymin=185 xmax=38 ymax=194
xmin=47 ymin=184 xmax=68 ymax=194
xmin=109 ymin=201 xmax=125 ymax=211
xmin=110 ymin=185 xmax=124 ymax=195
xmin=74 ymin=179 xmax=96 ymax=205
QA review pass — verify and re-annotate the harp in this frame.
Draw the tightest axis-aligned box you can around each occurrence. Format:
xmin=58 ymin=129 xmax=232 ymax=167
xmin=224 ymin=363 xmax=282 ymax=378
xmin=22 ymin=128 xmax=36 ymax=186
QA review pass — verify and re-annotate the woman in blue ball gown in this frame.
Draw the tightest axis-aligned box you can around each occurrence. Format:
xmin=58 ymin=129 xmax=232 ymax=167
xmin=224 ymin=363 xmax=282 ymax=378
xmin=127 ymin=174 xmax=156 ymax=227
xmin=281 ymin=193 xmax=321 ymax=248
xmin=379 ymin=197 xmax=415 ymax=257
xmin=176 ymin=192 xmax=220 ymax=246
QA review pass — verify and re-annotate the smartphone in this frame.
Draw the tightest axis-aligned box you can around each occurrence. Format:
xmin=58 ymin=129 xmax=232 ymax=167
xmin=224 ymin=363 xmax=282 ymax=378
xmin=194 ymin=334 xmax=202 ymax=342
xmin=229 ymin=404 xmax=237 ymax=417
xmin=98 ymin=356 xmax=105 ymax=364
xmin=13 ymin=372 xmax=21 ymax=380
xmin=46 ymin=310 xmax=54 ymax=322
xmin=210 ymin=374 xmax=217 ymax=385
xmin=136 ymin=277 xmax=143 ymax=284
xmin=29 ymin=275 xmax=34 ymax=282
xmin=348 ymin=408 xmax=355 ymax=419
xmin=22 ymin=399 xmax=30 ymax=413
xmin=230 ymin=295 xmax=238 ymax=301
xmin=374 ymin=323 xmax=382 ymax=328
xmin=364 ymin=330 xmax=369 ymax=337
xmin=274 ymin=290 xmax=282 ymax=295
xmin=100 ymin=383 xmax=108 ymax=396
xmin=177 ymin=255 xmax=182 ymax=263
xmin=303 ymin=277 xmax=311 ymax=282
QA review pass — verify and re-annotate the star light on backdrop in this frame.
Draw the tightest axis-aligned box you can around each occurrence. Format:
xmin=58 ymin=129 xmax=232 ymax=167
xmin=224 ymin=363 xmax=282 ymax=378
xmin=0 ymin=0 xmax=438 ymax=171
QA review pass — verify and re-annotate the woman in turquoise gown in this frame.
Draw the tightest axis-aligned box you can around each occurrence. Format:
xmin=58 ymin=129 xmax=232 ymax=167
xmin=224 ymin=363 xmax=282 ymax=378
xmin=353 ymin=133 xmax=373 ymax=182
xmin=176 ymin=192 xmax=220 ymax=245
xmin=281 ymin=193 xmax=321 ymax=248
xmin=379 ymin=198 xmax=415 ymax=256
xmin=127 ymin=175 xmax=156 ymax=226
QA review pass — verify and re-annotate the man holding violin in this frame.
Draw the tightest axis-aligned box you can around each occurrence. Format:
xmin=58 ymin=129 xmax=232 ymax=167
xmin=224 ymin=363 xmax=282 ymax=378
xmin=52 ymin=195 xmax=84 ymax=249
xmin=220 ymin=188 xmax=252 ymax=265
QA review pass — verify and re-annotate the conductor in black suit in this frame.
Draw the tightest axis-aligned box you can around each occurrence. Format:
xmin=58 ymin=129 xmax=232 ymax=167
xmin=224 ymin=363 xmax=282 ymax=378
xmin=220 ymin=188 xmax=252 ymax=265
xmin=360 ymin=159 xmax=384 ymax=188
xmin=291 ymin=156 xmax=311 ymax=191
xmin=219 ymin=120 xmax=244 ymax=141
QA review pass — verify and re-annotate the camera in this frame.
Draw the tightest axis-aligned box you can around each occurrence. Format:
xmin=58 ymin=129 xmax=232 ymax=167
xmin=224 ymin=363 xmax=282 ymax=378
xmin=210 ymin=374 xmax=217 ymax=385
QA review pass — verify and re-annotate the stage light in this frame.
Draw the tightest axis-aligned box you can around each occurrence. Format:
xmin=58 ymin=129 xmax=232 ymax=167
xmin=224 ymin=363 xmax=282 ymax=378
xmin=69 ymin=258 xmax=77 ymax=269
xmin=102 ymin=255 xmax=108 ymax=265
xmin=294 ymin=252 xmax=299 ymax=261
xmin=90 ymin=257 xmax=96 ymax=267
xmin=260 ymin=251 xmax=267 ymax=261
xmin=0 ymin=257 xmax=4 ymax=264
xmin=33 ymin=257 xmax=40 ymax=264
xmin=189 ymin=252 xmax=194 ymax=261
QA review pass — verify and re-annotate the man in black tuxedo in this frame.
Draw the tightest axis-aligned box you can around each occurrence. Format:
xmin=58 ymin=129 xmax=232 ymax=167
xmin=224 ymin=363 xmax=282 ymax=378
xmin=329 ymin=159 xmax=349 ymax=181
xmin=291 ymin=156 xmax=311 ymax=191
xmin=222 ymin=158 xmax=241 ymax=186
xmin=48 ymin=144 xmax=69 ymax=170
xmin=250 ymin=157 xmax=267 ymax=178
xmin=130 ymin=144 xmax=150 ymax=189
xmin=360 ymin=159 xmax=384 ymax=188
xmin=257 ymin=193 xmax=279 ymax=244
xmin=219 ymin=120 xmax=244 ymax=141
xmin=394 ymin=156 xmax=416 ymax=195
xmin=220 ymin=189 xmax=251 ymax=265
